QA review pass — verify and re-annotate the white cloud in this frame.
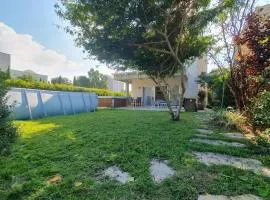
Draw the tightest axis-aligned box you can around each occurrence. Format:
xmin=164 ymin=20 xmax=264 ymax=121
xmin=0 ymin=21 xmax=114 ymax=80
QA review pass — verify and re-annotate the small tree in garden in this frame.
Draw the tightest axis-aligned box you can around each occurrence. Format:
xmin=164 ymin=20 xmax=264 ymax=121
xmin=197 ymin=69 xmax=235 ymax=108
xmin=0 ymin=70 xmax=17 ymax=154
xmin=197 ymin=90 xmax=206 ymax=109
xmin=207 ymin=0 xmax=257 ymax=110
xmin=56 ymin=0 xmax=226 ymax=120
xmin=233 ymin=11 xmax=270 ymax=111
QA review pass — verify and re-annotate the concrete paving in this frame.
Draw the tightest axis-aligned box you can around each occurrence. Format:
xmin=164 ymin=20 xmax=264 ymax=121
xmin=193 ymin=152 xmax=270 ymax=177
xmin=198 ymin=194 xmax=262 ymax=200
xmin=190 ymin=138 xmax=246 ymax=147
xmin=196 ymin=129 xmax=214 ymax=135
xmin=102 ymin=166 xmax=133 ymax=184
xmin=150 ymin=159 xmax=175 ymax=183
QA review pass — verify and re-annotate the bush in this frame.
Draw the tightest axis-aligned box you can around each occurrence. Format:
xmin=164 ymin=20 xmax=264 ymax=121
xmin=5 ymin=79 xmax=125 ymax=96
xmin=198 ymin=90 xmax=206 ymax=104
xmin=251 ymin=91 xmax=270 ymax=128
xmin=0 ymin=72 xmax=17 ymax=154
xmin=209 ymin=109 xmax=246 ymax=130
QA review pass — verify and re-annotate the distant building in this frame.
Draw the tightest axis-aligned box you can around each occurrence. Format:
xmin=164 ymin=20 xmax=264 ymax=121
xmin=106 ymin=75 xmax=125 ymax=92
xmin=0 ymin=51 xmax=48 ymax=82
xmin=0 ymin=52 xmax=11 ymax=71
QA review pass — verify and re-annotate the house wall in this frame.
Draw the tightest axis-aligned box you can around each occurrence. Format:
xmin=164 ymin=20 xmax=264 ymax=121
xmin=107 ymin=76 xmax=125 ymax=92
xmin=0 ymin=52 xmax=11 ymax=71
xmin=131 ymin=76 xmax=182 ymax=99
xmin=130 ymin=56 xmax=207 ymax=100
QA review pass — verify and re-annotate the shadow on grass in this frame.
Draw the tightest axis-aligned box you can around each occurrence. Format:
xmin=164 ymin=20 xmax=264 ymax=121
xmin=0 ymin=110 xmax=269 ymax=199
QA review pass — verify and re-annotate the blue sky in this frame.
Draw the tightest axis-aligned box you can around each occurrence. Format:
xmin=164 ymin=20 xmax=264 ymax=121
xmin=0 ymin=0 xmax=113 ymax=79
xmin=0 ymin=0 xmax=269 ymax=80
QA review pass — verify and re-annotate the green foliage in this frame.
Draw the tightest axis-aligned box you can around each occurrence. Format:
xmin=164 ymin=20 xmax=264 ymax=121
xmin=0 ymin=70 xmax=17 ymax=154
xmin=56 ymin=0 xmax=225 ymax=78
xmin=51 ymin=76 xmax=71 ymax=84
xmin=198 ymin=90 xmax=206 ymax=104
xmin=5 ymin=79 xmax=124 ymax=96
xmin=56 ymin=0 xmax=227 ymax=120
xmin=73 ymin=76 xmax=90 ymax=87
xmin=73 ymin=69 xmax=108 ymax=89
xmin=16 ymin=74 xmax=36 ymax=82
xmin=88 ymin=68 xmax=108 ymax=89
xmin=198 ymin=69 xmax=234 ymax=107
xmin=209 ymin=109 xmax=246 ymax=130
xmin=209 ymin=109 xmax=234 ymax=129
xmin=251 ymin=91 xmax=270 ymax=128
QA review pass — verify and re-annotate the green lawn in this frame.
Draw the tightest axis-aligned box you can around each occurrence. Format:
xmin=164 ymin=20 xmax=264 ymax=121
xmin=1 ymin=110 xmax=269 ymax=199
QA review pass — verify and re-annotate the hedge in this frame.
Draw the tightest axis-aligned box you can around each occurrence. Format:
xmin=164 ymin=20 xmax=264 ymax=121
xmin=251 ymin=91 xmax=270 ymax=128
xmin=5 ymin=79 xmax=125 ymax=96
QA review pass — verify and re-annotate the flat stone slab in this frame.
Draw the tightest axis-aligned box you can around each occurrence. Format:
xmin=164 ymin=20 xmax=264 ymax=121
xmin=102 ymin=166 xmax=133 ymax=184
xmin=193 ymin=152 xmax=270 ymax=177
xmin=198 ymin=194 xmax=262 ymax=200
xmin=190 ymin=138 xmax=246 ymax=147
xmin=220 ymin=132 xmax=245 ymax=139
xmin=150 ymin=159 xmax=175 ymax=183
xmin=194 ymin=134 xmax=209 ymax=138
xmin=196 ymin=129 xmax=214 ymax=135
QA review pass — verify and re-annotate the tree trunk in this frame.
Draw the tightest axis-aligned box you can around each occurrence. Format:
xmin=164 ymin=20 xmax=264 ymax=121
xmin=221 ymin=78 xmax=225 ymax=108
xmin=150 ymin=76 xmax=185 ymax=121
xmin=159 ymin=84 xmax=180 ymax=121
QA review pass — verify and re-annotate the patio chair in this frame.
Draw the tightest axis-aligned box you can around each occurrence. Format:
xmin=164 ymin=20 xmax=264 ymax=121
xmin=153 ymin=99 xmax=167 ymax=108
xmin=131 ymin=97 xmax=142 ymax=107
xmin=136 ymin=97 xmax=142 ymax=106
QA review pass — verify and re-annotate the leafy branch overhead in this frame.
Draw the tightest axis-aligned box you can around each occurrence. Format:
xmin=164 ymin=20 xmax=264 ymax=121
xmin=56 ymin=0 xmax=228 ymax=120
xmin=56 ymin=0 xmax=227 ymax=77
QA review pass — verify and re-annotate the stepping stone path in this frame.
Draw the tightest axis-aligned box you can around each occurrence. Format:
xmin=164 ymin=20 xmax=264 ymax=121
xmin=101 ymin=166 xmax=133 ymax=184
xmin=193 ymin=152 xmax=270 ymax=177
xmin=190 ymin=138 xmax=246 ymax=147
xmin=150 ymin=159 xmax=175 ymax=183
xmin=194 ymin=134 xmax=209 ymax=138
xmin=194 ymin=113 xmax=266 ymax=198
xmin=220 ymin=132 xmax=245 ymax=139
xmin=196 ymin=129 xmax=214 ymax=135
xmin=198 ymin=194 xmax=262 ymax=200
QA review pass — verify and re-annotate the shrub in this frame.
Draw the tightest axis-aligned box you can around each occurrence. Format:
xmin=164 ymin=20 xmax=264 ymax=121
xmin=251 ymin=91 xmax=270 ymax=128
xmin=198 ymin=90 xmax=206 ymax=105
xmin=209 ymin=109 xmax=246 ymax=130
xmin=5 ymin=79 xmax=125 ymax=96
xmin=0 ymin=71 xmax=17 ymax=154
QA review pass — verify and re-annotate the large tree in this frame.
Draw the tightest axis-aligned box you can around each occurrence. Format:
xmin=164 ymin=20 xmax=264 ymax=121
xmin=88 ymin=68 xmax=108 ymax=89
xmin=51 ymin=75 xmax=71 ymax=85
xmin=56 ymin=0 xmax=226 ymax=120
xmin=73 ymin=75 xmax=90 ymax=87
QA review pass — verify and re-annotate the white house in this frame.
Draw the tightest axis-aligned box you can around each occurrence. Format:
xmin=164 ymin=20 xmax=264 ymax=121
xmin=114 ymin=56 xmax=207 ymax=109
xmin=106 ymin=75 xmax=125 ymax=93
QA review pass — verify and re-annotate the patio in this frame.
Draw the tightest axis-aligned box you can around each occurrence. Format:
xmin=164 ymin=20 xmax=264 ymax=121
xmin=115 ymin=105 xmax=184 ymax=112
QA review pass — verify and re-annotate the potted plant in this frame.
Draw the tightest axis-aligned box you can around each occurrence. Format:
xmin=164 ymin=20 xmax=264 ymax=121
xmin=198 ymin=90 xmax=206 ymax=110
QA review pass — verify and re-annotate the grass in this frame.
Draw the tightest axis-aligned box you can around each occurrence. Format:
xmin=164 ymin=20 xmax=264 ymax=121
xmin=0 ymin=110 xmax=270 ymax=199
